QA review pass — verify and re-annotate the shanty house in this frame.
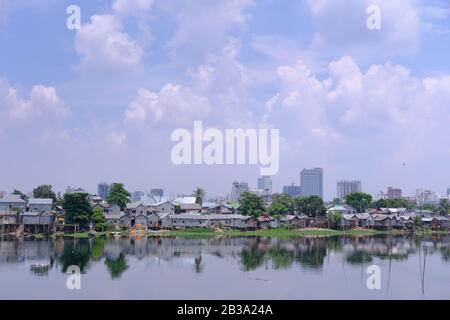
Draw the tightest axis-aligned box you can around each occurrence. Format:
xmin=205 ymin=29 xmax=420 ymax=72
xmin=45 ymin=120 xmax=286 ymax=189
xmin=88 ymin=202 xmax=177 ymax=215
xmin=0 ymin=194 xmax=26 ymax=211
xmin=28 ymin=198 xmax=53 ymax=212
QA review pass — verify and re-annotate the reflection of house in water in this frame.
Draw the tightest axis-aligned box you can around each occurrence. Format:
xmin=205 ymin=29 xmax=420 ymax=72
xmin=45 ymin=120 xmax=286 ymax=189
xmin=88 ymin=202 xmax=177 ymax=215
xmin=0 ymin=238 xmax=55 ymax=275
xmin=2 ymin=235 xmax=450 ymax=280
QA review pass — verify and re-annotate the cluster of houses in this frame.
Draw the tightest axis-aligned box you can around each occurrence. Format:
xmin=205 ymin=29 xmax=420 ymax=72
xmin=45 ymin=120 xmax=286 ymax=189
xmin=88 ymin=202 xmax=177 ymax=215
xmin=1 ymin=192 xmax=450 ymax=234
xmin=0 ymin=194 xmax=54 ymax=233
xmin=328 ymin=204 xmax=450 ymax=230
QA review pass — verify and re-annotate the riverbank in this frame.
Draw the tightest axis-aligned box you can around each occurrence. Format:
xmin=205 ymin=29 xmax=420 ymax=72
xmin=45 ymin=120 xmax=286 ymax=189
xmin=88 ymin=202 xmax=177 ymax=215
xmin=149 ymin=228 xmax=385 ymax=238
xmin=2 ymin=228 xmax=450 ymax=239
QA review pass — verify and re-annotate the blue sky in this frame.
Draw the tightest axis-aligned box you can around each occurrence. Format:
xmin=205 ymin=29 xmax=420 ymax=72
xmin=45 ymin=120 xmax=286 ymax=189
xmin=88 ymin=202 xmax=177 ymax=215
xmin=1 ymin=0 xmax=450 ymax=200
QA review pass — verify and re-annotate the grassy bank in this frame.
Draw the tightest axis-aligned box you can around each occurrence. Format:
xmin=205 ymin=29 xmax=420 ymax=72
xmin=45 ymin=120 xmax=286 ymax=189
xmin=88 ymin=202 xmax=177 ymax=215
xmin=148 ymin=228 xmax=385 ymax=238
xmin=61 ymin=232 xmax=107 ymax=239
xmin=3 ymin=228 xmax=448 ymax=239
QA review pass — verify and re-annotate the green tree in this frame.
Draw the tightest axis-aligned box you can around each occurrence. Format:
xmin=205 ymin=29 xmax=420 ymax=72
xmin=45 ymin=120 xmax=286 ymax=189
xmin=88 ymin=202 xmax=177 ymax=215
xmin=92 ymin=208 xmax=107 ymax=232
xmin=436 ymin=198 xmax=450 ymax=216
xmin=327 ymin=212 xmax=343 ymax=229
xmin=269 ymin=193 xmax=294 ymax=216
xmin=56 ymin=192 xmax=64 ymax=207
xmin=294 ymin=196 xmax=326 ymax=217
xmin=106 ymin=183 xmax=130 ymax=210
xmin=192 ymin=188 xmax=206 ymax=206
xmin=239 ymin=192 xmax=266 ymax=217
xmin=62 ymin=192 xmax=92 ymax=229
xmin=372 ymin=198 xmax=412 ymax=209
xmin=13 ymin=189 xmax=28 ymax=202
xmin=345 ymin=192 xmax=373 ymax=213
xmin=419 ymin=203 xmax=436 ymax=211
xmin=33 ymin=184 xmax=57 ymax=207
xmin=413 ymin=216 xmax=422 ymax=230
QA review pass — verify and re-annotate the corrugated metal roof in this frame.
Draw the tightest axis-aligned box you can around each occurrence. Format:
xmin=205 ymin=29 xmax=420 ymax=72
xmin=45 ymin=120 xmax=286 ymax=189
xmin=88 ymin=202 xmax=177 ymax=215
xmin=169 ymin=214 xmax=252 ymax=220
xmin=0 ymin=194 xmax=25 ymax=203
xmin=173 ymin=196 xmax=197 ymax=204
xmin=28 ymin=198 xmax=53 ymax=205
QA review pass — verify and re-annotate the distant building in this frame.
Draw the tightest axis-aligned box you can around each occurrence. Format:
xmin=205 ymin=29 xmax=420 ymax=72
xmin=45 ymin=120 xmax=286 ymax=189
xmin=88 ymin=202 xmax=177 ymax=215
xmin=376 ymin=191 xmax=387 ymax=200
xmin=416 ymin=189 xmax=439 ymax=206
xmin=387 ymin=187 xmax=402 ymax=199
xmin=131 ymin=191 xmax=145 ymax=203
xmin=257 ymin=176 xmax=272 ymax=203
xmin=65 ymin=186 xmax=88 ymax=194
xmin=301 ymin=168 xmax=323 ymax=198
xmin=249 ymin=189 xmax=264 ymax=197
xmin=327 ymin=204 xmax=357 ymax=215
xmin=283 ymin=183 xmax=301 ymax=197
xmin=65 ymin=186 xmax=75 ymax=194
xmin=230 ymin=181 xmax=249 ymax=202
xmin=337 ymin=180 xmax=362 ymax=200
xmin=447 ymin=188 xmax=450 ymax=198
xmin=98 ymin=183 xmax=110 ymax=200
xmin=150 ymin=189 xmax=164 ymax=201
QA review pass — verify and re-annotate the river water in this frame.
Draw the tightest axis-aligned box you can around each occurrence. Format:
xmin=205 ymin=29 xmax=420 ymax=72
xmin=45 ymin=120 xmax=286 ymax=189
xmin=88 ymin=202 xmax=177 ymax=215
xmin=0 ymin=235 xmax=449 ymax=299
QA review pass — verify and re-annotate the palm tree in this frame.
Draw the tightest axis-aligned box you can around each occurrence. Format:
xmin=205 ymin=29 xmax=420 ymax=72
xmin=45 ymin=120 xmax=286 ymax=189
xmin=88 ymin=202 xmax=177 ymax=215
xmin=436 ymin=198 xmax=450 ymax=216
xmin=192 ymin=188 xmax=206 ymax=207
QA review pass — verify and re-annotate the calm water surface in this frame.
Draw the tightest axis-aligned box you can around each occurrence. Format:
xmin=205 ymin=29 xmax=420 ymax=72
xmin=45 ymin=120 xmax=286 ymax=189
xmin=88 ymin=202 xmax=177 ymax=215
xmin=1 ymin=235 xmax=450 ymax=299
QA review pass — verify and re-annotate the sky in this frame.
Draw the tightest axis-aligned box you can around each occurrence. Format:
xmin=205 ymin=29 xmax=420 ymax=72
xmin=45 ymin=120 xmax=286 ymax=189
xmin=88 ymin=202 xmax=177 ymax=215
xmin=0 ymin=0 xmax=450 ymax=200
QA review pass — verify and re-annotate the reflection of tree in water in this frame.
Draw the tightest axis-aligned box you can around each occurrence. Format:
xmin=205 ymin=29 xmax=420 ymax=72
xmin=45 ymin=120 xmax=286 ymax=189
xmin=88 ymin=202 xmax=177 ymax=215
xmin=346 ymin=251 xmax=373 ymax=265
xmin=372 ymin=252 xmax=408 ymax=262
xmin=105 ymin=253 xmax=129 ymax=279
xmin=268 ymin=246 xmax=294 ymax=270
xmin=194 ymin=255 xmax=203 ymax=273
xmin=326 ymin=237 xmax=344 ymax=252
xmin=240 ymin=245 xmax=267 ymax=272
xmin=295 ymin=239 xmax=327 ymax=269
xmin=440 ymin=246 xmax=450 ymax=262
xmin=58 ymin=239 xmax=91 ymax=273
xmin=91 ymin=238 xmax=105 ymax=261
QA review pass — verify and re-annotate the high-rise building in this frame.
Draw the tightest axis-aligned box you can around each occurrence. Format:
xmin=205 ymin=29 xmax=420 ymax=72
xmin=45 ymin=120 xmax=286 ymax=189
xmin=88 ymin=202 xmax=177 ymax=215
xmin=300 ymin=168 xmax=323 ymax=198
xmin=386 ymin=187 xmax=402 ymax=199
xmin=151 ymin=189 xmax=164 ymax=197
xmin=131 ymin=191 xmax=145 ymax=202
xmin=150 ymin=189 xmax=164 ymax=201
xmin=447 ymin=188 xmax=450 ymax=198
xmin=258 ymin=176 xmax=273 ymax=203
xmin=97 ymin=183 xmax=110 ymax=200
xmin=415 ymin=189 xmax=439 ymax=206
xmin=230 ymin=181 xmax=249 ymax=202
xmin=283 ymin=183 xmax=301 ymax=197
xmin=337 ymin=180 xmax=362 ymax=200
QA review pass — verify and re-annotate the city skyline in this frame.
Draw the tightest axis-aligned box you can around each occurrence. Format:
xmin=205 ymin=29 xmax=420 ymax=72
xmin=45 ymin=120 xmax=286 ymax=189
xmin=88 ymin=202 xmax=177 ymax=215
xmin=2 ymin=176 xmax=450 ymax=203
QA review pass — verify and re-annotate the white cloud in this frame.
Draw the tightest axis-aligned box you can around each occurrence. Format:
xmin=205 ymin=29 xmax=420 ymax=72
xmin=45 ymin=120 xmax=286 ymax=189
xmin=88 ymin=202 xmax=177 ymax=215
xmin=306 ymin=0 xmax=420 ymax=61
xmin=125 ymin=83 xmax=211 ymax=127
xmin=112 ymin=0 xmax=154 ymax=16
xmin=266 ymin=56 xmax=450 ymax=160
xmin=163 ymin=0 xmax=254 ymax=63
xmin=75 ymin=14 xmax=143 ymax=68
xmin=74 ymin=0 xmax=155 ymax=69
xmin=0 ymin=80 xmax=69 ymax=121
xmin=108 ymin=129 xmax=127 ymax=148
